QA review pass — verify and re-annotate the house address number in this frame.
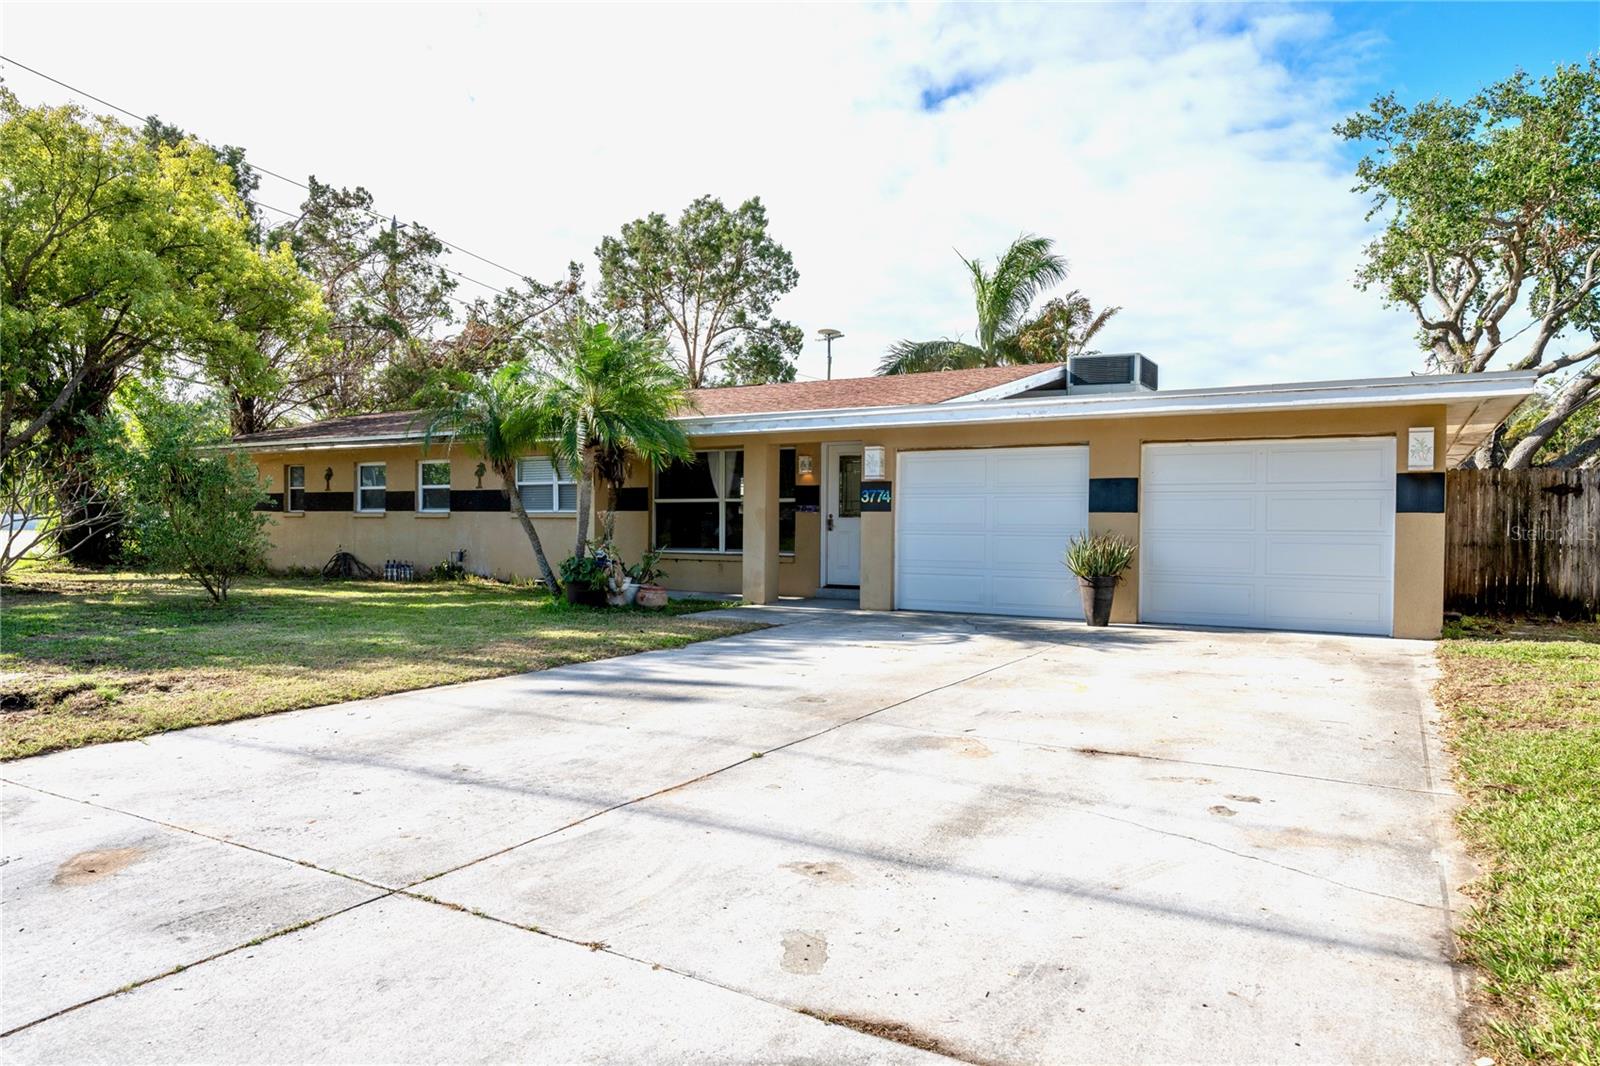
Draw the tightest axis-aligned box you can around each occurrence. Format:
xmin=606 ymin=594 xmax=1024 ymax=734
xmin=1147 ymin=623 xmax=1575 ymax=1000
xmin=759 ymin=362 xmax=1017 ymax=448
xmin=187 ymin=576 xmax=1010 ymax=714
xmin=860 ymin=481 xmax=892 ymax=512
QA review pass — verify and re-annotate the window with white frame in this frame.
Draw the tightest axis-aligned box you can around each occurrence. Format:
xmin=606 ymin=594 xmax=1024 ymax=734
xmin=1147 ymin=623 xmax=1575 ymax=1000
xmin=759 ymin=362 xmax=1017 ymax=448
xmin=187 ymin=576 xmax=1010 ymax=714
xmin=515 ymin=455 xmax=577 ymax=513
xmin=418 ymin=460 xmax=451 ymax=513
xmin=653 ymin=448 xmax=796 ymax=553
xmin=356 ymin=462 xmax=387 ymax=513
xmin=285 ymin=465 xmax=305 ymax=513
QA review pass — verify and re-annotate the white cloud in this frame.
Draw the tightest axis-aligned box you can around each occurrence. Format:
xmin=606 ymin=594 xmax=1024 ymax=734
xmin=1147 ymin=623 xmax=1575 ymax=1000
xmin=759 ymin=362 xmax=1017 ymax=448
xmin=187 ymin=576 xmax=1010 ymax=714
xmin=5 ymin=1 xmax=1419 ymax=387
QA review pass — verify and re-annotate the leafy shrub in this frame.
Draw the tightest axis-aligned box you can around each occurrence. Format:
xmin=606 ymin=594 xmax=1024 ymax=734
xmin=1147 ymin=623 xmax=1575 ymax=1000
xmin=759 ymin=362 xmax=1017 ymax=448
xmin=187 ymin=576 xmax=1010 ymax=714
xmin=1063 ymin=532 xmax=1136 ymax=580
xmin=93 ymin=387 xmax=268 ymax=602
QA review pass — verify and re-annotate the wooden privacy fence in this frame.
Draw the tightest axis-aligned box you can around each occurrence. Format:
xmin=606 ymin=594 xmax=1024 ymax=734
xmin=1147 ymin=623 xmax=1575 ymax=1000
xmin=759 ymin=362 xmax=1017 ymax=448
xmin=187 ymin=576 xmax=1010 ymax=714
xmin=1445 ymin=469 xmax=1600 ymax=618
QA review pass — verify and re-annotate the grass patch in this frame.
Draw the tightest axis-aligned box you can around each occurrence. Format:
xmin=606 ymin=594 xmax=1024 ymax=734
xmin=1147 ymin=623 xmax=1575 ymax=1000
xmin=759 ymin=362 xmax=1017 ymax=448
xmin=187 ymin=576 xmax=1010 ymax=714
xmin=0 ymin=564 xmax=757 ymax=761
xmin=1436 ymin=616 xmax=1600 ymax=1065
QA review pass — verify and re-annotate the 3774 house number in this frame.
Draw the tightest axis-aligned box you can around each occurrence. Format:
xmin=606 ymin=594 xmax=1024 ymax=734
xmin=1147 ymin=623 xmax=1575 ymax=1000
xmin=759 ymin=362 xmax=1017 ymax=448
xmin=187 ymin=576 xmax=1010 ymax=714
xmin=859 ymin=483 xmax=892 ymax=511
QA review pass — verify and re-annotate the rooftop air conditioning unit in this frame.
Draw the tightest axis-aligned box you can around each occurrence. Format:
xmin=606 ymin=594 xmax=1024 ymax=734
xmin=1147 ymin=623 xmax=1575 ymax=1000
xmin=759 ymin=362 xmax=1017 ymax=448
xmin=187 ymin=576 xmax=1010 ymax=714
xmin=1066 ymin=353 xmax=1158 ymax=395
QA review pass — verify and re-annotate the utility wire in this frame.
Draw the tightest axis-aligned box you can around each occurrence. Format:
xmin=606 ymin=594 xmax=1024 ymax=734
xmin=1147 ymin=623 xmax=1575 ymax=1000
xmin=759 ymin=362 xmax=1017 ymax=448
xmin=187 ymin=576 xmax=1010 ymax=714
xmin=0 ymin=54 xmax=536 ymax=284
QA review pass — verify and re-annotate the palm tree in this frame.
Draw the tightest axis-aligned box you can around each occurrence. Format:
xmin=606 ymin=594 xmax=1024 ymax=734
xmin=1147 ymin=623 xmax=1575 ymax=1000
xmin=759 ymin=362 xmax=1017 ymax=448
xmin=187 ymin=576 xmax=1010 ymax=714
xmin=423 ymin=363 xmax=563 ymax=591
xmin=878 ymin=235 xmax=1120 ymax=374
xmin=536 ymin=321 xmax=694 ymax=558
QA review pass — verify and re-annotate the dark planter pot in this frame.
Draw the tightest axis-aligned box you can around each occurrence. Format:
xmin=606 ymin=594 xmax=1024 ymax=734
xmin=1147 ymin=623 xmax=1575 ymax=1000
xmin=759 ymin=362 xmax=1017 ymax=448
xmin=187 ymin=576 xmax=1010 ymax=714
xmin=1077 ymin=576 xmax=1118 ymax=627
xmin=565 ymin=583 xmax=607 ymax=607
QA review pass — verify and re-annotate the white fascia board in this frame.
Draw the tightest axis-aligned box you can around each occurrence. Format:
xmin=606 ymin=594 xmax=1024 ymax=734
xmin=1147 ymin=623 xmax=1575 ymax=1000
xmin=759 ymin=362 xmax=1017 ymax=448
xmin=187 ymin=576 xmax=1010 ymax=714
xmin=677 ymin=371 xmax=1539 ymax=438
xmin=940 ymin=365 xmax=1065 ymax=402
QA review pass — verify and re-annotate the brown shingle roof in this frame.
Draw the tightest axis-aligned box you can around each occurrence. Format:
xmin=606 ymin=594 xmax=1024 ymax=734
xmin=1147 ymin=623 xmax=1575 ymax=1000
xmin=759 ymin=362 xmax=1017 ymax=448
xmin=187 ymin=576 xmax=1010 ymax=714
xmin=681 ymin=363 xmax=1061 ymax=417
xmin=232 ymin=409 xmax=430 ymax=447
xmin=231 ymin=364 xmax=1062 ymax=448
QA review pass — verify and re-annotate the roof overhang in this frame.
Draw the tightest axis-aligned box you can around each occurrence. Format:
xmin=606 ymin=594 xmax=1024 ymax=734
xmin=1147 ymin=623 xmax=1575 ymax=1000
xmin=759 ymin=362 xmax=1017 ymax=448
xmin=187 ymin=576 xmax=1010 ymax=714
xmin=233 ymin=370 xmax=1536 ymax=465
xmin=678 ymin=370 xmax=1536 ymax=465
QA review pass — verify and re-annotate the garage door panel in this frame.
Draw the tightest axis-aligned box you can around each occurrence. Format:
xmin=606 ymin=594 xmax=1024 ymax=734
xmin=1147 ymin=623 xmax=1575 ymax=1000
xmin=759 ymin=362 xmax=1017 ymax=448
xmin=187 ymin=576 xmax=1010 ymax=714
xmin=899 ymin=455 xmax=988 ymax=491
xmin=1143 ymin=446 xmax=1257 ymax=485
xmin=1267 ymin=444 xmax=1391 ymax=484
xmin=896 ymin=447 xmax=1088 ymax=617
xmin=989 ymin=532 xmax=1072 ymax=571
xmin=897 ymin=571 xmax=987 ymax=612
xmin=1142 ymin=579 xmax=1256 ymax=620
xmin=1265 ymin=539 xmax=1389 ymax=579
xmin=1141 ymin=494 xmax=1257 ymax=532
xmin=898 ymin=495 xmax=988 ymax=530
xmin=1265 ymin=495 xmax=1388 ymax=533
xmin=991 ymin=494 xmax=1088 ymax=532
xmin=991 ymin=576 xmax=1083 ymax=619
xmin=898 ymin=531 xmax=988 ymax=568
xmin=1142 ymin=438 xmax=1394 ymax=636
xmin=1142 ymin=534 xmax=1256 ymax=576
xmin=1263 ymin=584 xmax=1391 ymax=634
xmin=989 ymin=450 xmax=1084 ymax=491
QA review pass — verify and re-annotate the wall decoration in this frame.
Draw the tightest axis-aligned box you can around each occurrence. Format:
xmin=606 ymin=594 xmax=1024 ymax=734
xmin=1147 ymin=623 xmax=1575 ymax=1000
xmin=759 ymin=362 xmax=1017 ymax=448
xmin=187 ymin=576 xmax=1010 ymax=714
xmin=863 ymin=446 xmax=886 ymax=480
xmin=1407 ymin=427 xmax=1435 ymax=470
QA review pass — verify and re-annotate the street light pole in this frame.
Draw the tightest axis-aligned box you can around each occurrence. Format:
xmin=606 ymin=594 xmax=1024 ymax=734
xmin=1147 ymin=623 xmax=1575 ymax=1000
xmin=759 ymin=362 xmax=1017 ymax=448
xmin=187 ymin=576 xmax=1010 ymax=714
xmin=816 ymin=328 xmax=843 ymax=380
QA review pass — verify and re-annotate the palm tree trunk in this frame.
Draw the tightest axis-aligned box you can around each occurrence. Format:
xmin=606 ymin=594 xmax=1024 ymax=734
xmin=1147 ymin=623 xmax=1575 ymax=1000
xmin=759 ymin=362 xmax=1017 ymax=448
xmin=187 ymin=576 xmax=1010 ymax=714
xmin=574 ymin=446 xmax=595 ymax=557
xmin=501 ymin=468 xmax=561 ymax=591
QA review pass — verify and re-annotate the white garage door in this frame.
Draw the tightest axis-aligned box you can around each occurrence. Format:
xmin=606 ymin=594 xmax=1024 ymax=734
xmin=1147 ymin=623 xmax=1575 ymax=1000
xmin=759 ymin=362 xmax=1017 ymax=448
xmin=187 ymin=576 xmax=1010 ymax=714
xmin=1140 ymin=438 xmax=1395 ymax=635
xmin=896 ymin=446 xmax=1089 ymax=618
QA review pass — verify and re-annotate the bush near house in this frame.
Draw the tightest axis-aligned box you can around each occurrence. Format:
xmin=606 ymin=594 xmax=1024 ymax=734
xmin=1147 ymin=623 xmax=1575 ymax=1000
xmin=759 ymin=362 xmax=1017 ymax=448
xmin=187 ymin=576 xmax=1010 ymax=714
xmin=0 ymin=566 xmax=756 ymax=760
xmin=1436 ymin=619 xmax=1600 ymax=1065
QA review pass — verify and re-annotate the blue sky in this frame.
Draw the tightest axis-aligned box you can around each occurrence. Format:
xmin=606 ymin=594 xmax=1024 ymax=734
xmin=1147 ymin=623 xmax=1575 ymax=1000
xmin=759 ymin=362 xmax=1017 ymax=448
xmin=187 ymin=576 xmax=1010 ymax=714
xmin=6 ymin=2 xmax=1597 ymax=386
xmin=1329 ymin=2 xmax=1596 ymax=104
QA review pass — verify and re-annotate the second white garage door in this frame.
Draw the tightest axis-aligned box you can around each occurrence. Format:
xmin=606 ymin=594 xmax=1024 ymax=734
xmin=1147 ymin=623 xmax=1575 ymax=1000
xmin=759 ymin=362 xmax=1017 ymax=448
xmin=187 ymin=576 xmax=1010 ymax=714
xmin=1140 ymin=438 xmax=1396 ymax=635
xmin=896 ymin=446 xmax=1089 ymax=618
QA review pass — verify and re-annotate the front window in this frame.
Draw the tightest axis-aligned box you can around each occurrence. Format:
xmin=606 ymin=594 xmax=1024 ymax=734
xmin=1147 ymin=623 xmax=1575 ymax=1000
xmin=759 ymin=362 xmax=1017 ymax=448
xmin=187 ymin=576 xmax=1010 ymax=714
xmin=286 ymin=465 xmax=305 ymax=513
xmin=356 ymin=463 xmax=386 ymax=512
xmin=654 ymin=449 xmax=796 ymax=553
xmin=418 ymin=460 xmax=451 ymax=513
xmin=516 ymin=456 xmax=577 ymax=513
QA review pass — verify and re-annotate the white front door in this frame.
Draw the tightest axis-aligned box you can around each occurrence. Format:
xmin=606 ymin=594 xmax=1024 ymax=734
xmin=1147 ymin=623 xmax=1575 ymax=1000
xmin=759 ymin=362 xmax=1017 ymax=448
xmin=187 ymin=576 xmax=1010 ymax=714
xmin=895 ymin=446 xmax=1090 ymax=618
xmin=1140 ymin=437 xmax=1395 ymax=635
xmin=823 ymin=443 xmax=863 ymax=586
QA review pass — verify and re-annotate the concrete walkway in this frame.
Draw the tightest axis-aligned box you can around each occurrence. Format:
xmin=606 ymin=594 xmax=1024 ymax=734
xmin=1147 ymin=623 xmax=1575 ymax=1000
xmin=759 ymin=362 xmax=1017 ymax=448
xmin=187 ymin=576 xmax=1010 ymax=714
xmin=1 ymin=609 xmax=1472 ymax=1064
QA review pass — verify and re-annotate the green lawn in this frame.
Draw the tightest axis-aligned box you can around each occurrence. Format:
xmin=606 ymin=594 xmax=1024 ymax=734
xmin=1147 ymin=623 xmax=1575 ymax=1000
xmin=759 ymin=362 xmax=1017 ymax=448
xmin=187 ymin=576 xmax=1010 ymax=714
xmin=1437 ymin=618 xmax=1600 ymax=1065
xmin=0 ymin=566 xmax=757 ymax=761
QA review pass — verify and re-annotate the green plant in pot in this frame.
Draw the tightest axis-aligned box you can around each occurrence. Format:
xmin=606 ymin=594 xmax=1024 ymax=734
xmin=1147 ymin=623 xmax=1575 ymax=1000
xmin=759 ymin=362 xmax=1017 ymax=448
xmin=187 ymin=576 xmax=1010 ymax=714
xmin=629 ymin=548 xmax=669 ymax=609
xmin=559 ymin=549 xmax=611 ymax=607
xmin=1064 ymin=532 xmax=1136 ymax=626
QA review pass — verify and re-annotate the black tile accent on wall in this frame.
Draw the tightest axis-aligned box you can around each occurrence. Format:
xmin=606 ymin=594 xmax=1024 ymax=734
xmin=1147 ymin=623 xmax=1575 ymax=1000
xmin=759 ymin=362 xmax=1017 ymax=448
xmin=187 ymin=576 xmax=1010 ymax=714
xmin=255 ymin=493 xmax=284 ymax=512
xmin=303 ymin=492 xmax=353 ymax=512
xmin=1396 ymin=472 xmax=1445 ymax=513
xmin=385 ymin=491 xmax=415 ymax=512
xmin=1089 ymin=477 xmax=1139 ymax=513
xmin=614 ymin=487 xmax=649 ymax=512
xmin=793 ymin=484 xmax=821 ymax=507
xmin=450 ymin=489 xmax=510 ymax=512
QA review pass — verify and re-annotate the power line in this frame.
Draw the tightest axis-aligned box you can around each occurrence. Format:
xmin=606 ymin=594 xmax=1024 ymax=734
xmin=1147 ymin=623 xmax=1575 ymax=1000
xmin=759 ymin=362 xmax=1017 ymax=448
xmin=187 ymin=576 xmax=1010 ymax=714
xmin=0 ymin=54 xmax=537 ymax=284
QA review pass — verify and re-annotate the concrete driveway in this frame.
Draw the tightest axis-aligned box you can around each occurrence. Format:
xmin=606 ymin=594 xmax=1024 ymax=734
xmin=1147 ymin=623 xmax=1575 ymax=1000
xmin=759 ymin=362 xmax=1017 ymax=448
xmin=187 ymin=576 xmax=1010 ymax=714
xmin=1 ymin=607 xmax=1471 ymax=1064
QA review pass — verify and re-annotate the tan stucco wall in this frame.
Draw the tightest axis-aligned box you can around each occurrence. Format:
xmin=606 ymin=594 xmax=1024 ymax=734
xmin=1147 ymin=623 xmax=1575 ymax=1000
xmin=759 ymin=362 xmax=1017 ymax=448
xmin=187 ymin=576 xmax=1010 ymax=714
xmin=248 ymin=403 xmax=1449 ymax=637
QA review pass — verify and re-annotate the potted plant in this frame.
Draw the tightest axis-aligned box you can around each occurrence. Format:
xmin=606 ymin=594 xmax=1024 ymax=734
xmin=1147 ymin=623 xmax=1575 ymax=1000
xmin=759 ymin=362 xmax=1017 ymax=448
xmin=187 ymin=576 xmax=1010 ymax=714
xmin=629 ymin=548 xmax=669 ymax=609
xmin=559 ymin=549 xmax=610 ymax=607
xmin=1063 ymin=532 xmax=1136 ymax=627
xmin=596 ymin=541 xmax=636 ymax=607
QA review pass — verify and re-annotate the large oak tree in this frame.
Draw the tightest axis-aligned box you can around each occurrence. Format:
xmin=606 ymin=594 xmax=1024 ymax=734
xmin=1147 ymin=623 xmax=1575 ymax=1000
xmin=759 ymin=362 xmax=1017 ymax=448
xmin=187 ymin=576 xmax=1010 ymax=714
xmin=1336 ymin=60 xmax=1600 ymax=468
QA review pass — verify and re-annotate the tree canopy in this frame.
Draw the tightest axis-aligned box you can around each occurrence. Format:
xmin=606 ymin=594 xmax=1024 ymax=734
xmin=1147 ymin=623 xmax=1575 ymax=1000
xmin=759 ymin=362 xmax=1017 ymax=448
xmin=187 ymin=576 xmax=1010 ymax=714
xmin=596 ymin=195 xmax=802 ymax=387
xmin=0 ymin=88 xmax=322 ymax=463
xmin=1336 ymin=59 xmax=1600 ymax=468
xmin=879 ymin=235 xmax=1119 ymax=375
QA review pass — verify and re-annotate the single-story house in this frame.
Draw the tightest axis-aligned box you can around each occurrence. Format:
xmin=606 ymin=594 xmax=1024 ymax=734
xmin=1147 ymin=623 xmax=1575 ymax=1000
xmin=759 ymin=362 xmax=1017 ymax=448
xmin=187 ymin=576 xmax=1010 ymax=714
xmin=232 ymin=355 xmax=1536 ymax=639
